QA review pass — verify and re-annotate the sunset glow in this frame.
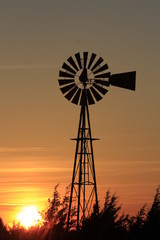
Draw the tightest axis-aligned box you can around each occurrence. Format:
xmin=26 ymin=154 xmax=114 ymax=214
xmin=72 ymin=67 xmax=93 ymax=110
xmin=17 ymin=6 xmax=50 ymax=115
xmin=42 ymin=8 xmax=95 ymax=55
xmin=0 ymin=0 xmax=160 ymax=233
xmin=17 ymin=206 xmax=41 ymax=228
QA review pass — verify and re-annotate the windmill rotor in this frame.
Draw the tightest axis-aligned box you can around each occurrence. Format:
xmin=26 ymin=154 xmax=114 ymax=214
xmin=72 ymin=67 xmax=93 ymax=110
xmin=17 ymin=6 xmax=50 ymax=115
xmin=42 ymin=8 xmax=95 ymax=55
xmin=59 ymin=52 xmax=110 ymax=105
xmin=58 ymin=52 xmax=136 ymax=106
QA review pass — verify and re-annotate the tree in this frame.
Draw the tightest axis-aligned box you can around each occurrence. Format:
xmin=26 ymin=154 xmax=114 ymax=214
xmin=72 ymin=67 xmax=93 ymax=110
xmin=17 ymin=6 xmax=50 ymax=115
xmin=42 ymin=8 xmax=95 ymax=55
xmin=80 ymin=190 xmax=128 ymax=240
xmin=0 ymin=218 xmax=10 ymax=240
xmin=128 ymin=204 xmax=147 ymax=240
xmin=44 ymin=184 xmax=61 ymax=225
xmin=145 ymin=185 xmax=160 ymax=239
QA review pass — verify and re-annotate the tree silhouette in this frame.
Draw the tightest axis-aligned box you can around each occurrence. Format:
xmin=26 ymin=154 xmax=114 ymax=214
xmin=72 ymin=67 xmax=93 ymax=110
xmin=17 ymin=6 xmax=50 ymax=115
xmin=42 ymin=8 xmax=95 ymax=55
xmin=44 ymin=184 xmax=61 ymax=225
xmin=128 ymin=204 xmax=147 ymax=240
xmin=1 ymin=185 xmax=160 ymax=240
xmin=42 ymin=185 xmax=76 ymax=240
xmin=0 ymin=218 xmax=10 ymax=240
xmin=80 ymin=190 xmax=129 ymax=240
xmin=145 ymin=185 xmax=160 ymax=239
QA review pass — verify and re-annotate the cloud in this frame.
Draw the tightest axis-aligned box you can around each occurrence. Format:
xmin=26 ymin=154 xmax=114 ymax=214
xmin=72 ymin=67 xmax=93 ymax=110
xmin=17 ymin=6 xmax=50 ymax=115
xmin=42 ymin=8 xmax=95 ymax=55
xmin=0 ymin=167 xmax=71 ymax=173
xmin=0 ymin=63 xmax=58 ymax=70
xmin=0 ymin=147 xmax=55 ymax=153
xmin=102 ymin=133 xmax=160 ymax=138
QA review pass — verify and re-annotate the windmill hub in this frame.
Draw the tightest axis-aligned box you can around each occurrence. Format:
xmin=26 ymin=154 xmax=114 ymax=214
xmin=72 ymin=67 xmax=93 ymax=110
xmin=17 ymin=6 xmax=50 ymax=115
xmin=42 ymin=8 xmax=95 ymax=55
xmin=79 ymin=68 xmax=88 ymax=84
xmin=75 ymin=68 xmax=94 ymax=90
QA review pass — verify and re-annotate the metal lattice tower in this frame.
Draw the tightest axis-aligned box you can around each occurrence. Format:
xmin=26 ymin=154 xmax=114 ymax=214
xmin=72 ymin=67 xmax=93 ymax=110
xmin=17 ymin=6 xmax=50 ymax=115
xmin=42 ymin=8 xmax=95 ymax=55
xmin=58 ymin=52 xmax=136 ymax=231
xmin=68 ymin=88 xmax=99 ymax=231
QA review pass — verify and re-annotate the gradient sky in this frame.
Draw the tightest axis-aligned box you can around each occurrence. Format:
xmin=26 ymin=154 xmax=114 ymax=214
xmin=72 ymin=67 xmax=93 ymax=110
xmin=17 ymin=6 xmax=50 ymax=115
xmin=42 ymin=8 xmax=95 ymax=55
xmin=0 ymin=0 xmax=160 ymax=225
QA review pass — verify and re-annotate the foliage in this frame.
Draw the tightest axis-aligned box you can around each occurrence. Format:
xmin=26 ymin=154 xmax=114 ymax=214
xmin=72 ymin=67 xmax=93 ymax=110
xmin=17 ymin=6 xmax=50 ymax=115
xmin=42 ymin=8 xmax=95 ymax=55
xmin=145 ymin=185 xmax=160 ymax=239
xmin=43 ymin=184 xmax=61 ymax=224
xmin=0 ymin=218 xmax=10 ymax=240
xmin=1 ymin=185 xmax=160 ymax=240
xmin=81 ymin=190 xmax=128 ymax=240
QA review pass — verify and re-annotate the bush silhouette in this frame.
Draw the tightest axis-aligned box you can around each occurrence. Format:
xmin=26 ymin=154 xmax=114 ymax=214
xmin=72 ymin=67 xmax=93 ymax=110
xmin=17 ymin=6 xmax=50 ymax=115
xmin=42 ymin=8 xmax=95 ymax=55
xmin=0 ymin=185 xmax=160 ymax=240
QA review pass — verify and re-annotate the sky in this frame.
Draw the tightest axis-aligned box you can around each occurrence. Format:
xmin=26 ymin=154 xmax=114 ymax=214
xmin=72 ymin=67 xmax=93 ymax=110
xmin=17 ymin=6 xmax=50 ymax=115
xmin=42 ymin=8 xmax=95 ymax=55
xmin=0 ymin=0 xmax=160 ymax=225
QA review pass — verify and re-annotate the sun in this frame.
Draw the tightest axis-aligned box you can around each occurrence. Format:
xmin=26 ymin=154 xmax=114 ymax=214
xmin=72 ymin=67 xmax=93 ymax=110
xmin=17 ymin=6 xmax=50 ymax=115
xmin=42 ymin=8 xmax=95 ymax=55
xmin=17 ymin=206 xmax=41 ymax=228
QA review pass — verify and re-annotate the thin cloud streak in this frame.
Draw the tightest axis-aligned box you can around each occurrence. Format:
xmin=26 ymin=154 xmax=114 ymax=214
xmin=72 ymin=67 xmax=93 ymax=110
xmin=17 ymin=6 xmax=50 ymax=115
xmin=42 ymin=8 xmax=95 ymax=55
xmin=0 ymin=167 xmax=71 ymax=173
xmin=0 ymin=63 xmax=58 ymax=70
xmin=0 ymin=147 xmax=55 ymax=153
xmin=101 ymin=133 xmax=160 ymax=138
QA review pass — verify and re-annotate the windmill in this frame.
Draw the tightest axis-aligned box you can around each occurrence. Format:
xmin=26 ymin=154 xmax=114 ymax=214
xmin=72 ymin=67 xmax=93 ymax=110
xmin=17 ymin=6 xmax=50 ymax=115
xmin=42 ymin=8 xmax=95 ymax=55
xmin=58 ymin=52 xmax=136 ymax=231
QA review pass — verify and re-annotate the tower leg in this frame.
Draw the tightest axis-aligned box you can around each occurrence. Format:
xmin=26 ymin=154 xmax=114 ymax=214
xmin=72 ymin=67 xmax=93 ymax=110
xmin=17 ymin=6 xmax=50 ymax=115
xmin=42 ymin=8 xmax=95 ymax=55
xmin=67 ymin=107 xmax=83 ymax=231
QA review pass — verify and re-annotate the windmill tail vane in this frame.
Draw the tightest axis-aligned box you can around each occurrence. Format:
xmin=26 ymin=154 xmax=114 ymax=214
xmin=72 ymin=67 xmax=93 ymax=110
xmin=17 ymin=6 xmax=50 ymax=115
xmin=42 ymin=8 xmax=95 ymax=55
xmin=58 ymin=52 xmax=136 ymax=231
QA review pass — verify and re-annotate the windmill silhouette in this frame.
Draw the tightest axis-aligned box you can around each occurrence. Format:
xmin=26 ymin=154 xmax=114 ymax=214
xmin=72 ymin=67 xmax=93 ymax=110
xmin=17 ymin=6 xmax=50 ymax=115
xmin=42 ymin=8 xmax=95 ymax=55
xmin=58 ymin=52 xmax=136 ymax=231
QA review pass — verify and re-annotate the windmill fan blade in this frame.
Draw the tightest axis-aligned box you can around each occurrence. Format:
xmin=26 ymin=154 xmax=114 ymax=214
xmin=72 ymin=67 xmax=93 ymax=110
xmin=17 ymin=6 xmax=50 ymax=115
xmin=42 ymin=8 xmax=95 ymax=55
xmin=67 ymin=56 xmax=79 ymax=71
xmin=93 ymin=63 xmax=108 ymax=74
xmin=62 ymin=62 xmax=76 ymax=74
xmin=65 ymin=86 xmax=78 ymax=101
xmin=83 ymin=52 xmax=88 ymax=69
xmin=91 ymin=57 xmax=104 ymax=71
xmin=59 ymin=70 xmax=74 ymax=78
xmin=90 ymin=86 xmax=103 ymax=101
xmin=94 ymin=72 xmax=110 ymax=79
xmin=60 ymin=83 xmax=75 ymax=94
xmin=75 ymin=52 xmax=82 ymax=69
xmin=72 ymin=88 xmax=81 ymax=105
xmin=109 ymin=71 xmax=136 ymax=91
xmin=88 ymin=53 xmax=96 ymax=69
xmin=94 ymin=79 xmax=110 ymax=87
xmin=93 ymin=83 xmax=108 ymax=95
xmin=58 ymin=79 xmax=74 ymax=86
xmin=86 ymin=89 xmax=95 ymax=105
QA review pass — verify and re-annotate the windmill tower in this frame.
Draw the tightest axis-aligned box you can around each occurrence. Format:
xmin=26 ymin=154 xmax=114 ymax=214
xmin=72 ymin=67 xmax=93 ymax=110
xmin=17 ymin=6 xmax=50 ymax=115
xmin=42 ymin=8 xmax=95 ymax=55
xmin=58 ymin=52 xmax=136 ymax=231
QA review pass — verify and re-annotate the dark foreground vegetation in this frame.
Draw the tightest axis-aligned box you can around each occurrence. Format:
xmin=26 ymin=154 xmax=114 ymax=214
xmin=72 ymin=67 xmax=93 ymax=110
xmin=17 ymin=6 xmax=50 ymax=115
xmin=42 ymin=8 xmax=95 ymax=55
xmin=1 ymin=185 xmax=160 ymax=240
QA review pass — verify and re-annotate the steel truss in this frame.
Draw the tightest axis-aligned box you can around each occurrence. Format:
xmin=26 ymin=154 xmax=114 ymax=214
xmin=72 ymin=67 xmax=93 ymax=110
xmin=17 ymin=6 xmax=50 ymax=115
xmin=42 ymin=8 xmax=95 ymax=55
xmin=67 ymin=89 xmax=99 ymax=231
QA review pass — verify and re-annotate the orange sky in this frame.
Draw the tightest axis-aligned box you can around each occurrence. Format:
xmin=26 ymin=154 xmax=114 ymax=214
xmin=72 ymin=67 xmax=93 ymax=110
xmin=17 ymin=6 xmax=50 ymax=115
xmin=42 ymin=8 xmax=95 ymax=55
xmin=0 ymin=1 xmax=160 ymax=225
